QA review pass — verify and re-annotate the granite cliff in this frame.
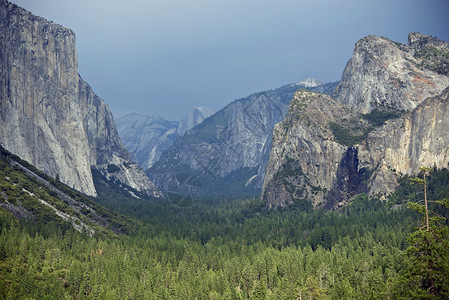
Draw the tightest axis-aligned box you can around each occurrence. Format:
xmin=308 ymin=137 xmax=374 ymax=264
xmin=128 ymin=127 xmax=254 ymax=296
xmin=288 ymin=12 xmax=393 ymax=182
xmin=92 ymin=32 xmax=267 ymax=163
xmin=147 ymin=80 xmax=338 ymax=198
xmin=0 ymin=0 xmax=160 ymax=197
xmin=333 ymin=33 xmax=449 ymax=113
xmin=116 ymin=106 xmax=213 ymax=171
xmin=261 ymin=90 xmax=370 ymax=209
xmin=357 ymin=87 xmax=449 ymax=199
xmin=263 ymin=33 xmax=449 ymax=209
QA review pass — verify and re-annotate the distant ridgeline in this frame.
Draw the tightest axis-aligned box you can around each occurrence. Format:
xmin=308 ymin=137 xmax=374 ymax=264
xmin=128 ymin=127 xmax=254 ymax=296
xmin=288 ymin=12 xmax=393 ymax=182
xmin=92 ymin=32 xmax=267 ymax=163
xmin=116 ymin=106 xmax=214 ymax=171
xmin=2 ymin=142 xmax=449 ymax=298
xmin=145 ymin=79 xmax=339 ymax=200
xmin=1 ymin=1 xmax=449 ymax=297
xmin=2 ymin=0 xmax=449 ymax=212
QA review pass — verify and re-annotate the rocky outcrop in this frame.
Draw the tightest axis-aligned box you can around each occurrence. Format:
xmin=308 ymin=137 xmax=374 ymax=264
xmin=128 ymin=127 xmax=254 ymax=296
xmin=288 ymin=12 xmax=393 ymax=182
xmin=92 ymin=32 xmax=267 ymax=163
xmin=176 ymin=106 xmax=213 ymax=135
xmin=148 ymin=80 xmax=339 ymax=198
xmin=333 ymin=33 xmax=449 ymax=113
xmin=263 ymin=87 xmax=449 ymax=210
xmin=263 ymin=33 xmax=449 ymax=210
xmin=358 ymin=87 xmax=449 ymax=198
xmin=0 ymin=0 xmax=159 ymax=197
xmin=261 ymin=90 xmax=367 ymax=209
xmin=116 ymin=106 xmax=213 ymax=171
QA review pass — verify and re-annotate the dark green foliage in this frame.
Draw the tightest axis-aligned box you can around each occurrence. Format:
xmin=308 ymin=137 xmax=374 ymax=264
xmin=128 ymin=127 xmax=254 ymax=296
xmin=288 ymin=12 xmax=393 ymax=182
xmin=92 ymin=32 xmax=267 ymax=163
xmin=0 ymin=145 xmax=137 ymax=236
xmin=329 ymin=121 xmax=369 ymax=147
xmin=92 ymin=168 xmax=148 ymax=204
xmin=396 ymin=169 xmax=449 ymax=299
xmin=400 ymin=213 xmax=449 ymax=299
xmin=273 ymin=157 xmax=304 ymax=181
xmin=390 ymin=168 xmax=449 ymax=207
xmin=414 ymin=45 xmax=449 ymax=75
xmin=198 ymin=167 xmax=261 ymax=201
xmin=330 ymin=109 xmax=401 ymax=147
xmin=0 ymin=195 xmax=415 ymax=299
xmin=362 ymin=109 xmax=401 ymax=127
xmin=2 ymin=144 xmax=449 ymax=298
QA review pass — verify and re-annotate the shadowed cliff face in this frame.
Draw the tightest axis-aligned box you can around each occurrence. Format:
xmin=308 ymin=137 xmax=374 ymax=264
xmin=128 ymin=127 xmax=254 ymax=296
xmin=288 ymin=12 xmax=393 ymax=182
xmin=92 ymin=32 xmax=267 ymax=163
xmin=263 ymin=33 xmax=449 ymax=210
xmin=263 ymin=87 xmax=449 ymax=210
xmin=261 ymin=90 xmax=358 ymax=209
xmin=0 ymin=0 xmax=160 ymax=197
xmin=326 ymin=147 xmax=368 ymax=210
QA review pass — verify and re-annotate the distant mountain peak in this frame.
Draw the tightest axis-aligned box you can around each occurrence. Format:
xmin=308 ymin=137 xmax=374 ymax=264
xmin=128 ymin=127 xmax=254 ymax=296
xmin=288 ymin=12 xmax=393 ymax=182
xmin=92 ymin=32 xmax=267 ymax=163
xmin=293 ymin=78 xmax=324 ymax=87
xmin=176 ymin=106 xmax=214 ymax=135
xmin=191 ymin=106 xmax=214 ymax=115
xmin=117 ymin=106 xmax=214 ymax=170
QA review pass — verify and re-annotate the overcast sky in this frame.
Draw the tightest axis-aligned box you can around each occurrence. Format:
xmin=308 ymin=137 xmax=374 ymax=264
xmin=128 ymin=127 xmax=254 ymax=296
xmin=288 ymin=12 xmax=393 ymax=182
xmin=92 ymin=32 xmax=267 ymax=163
xmin=10 ymin=0 xmax=449 ymax=120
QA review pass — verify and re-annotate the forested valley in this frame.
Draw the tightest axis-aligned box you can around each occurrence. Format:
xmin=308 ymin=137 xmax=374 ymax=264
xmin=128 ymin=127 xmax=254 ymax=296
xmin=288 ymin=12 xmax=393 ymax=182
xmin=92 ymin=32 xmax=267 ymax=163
xmin=1 ymin=149 xmax=448 ymax=299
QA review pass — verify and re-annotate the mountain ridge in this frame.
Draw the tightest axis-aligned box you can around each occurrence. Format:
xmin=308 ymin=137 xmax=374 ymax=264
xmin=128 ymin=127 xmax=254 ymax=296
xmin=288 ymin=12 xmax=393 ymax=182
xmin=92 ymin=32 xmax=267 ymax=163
xmin=116 ymin=106 xmax=213 ymax=170
xmin=333 ymin=33 xmax=449 ymax=113
xmin=0 ymin=144 xmax=137 ymax=235
xmin=262 ymin=33 xmax=449 ymax=209
xmin=147 ymin=80 xmax=339 ymax=198
xmin=0 ymin=0 xmax=160 ymax=197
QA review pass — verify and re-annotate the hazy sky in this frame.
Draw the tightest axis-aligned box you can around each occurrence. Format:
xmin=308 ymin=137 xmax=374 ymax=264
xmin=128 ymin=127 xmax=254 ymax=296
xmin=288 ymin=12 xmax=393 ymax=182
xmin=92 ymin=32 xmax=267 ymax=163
xmin=10 ymin=0 xmax=449 ymax=120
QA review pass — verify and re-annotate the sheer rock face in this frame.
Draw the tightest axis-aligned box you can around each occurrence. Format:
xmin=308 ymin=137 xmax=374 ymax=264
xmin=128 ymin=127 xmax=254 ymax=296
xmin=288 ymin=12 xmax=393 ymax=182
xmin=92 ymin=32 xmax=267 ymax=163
xmin=176 ymin=106 xmax=214 ymax=136
xmin=116 ymin=114 xmax=179 ymax=171
xmin=261 ymin=91 xmax=361 ymax=209
xmin=358 ymin=87 xmax=449 ymax=198
xmin=263 ymin=34 xmax=449 ymax=210
xmin=263 ymin=88 xmax=449 ymax=210
xmin=148 ymin=91 xmax=289 ymax=195
xmin=333 ymin=34 xmax=449 ymax=113
xmin=147 ymin=81 xmax=338 ymax=197
xmin=0 ymin=0 xmax=160 ymax=197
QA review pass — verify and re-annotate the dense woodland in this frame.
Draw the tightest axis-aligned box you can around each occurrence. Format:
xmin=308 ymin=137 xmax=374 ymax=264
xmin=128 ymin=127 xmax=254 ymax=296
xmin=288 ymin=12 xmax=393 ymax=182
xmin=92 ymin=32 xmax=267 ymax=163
xmin=0 ymin=151 xmax=449 ymax=299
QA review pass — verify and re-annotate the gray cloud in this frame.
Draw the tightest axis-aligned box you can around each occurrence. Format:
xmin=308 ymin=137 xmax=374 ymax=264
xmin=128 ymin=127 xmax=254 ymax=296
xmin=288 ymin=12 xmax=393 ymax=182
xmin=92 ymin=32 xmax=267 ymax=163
xmin=10 ymin=0 xmax=449 ymax=120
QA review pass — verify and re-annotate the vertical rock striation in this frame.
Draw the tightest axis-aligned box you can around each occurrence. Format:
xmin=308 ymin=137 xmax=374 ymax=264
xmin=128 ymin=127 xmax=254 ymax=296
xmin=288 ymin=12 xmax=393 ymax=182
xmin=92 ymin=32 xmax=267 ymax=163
xmin=148 ymin=81 xmax=339 ymax=198
xmin=263 ymin=33 xmax=449 ymax=210
xmin=261 ymin=90 xmax=365 ymax=209
xmin=0 ymin=0 xmax=159 ymax=197
xmin=357 ymin=87 xmax=449 ymax=198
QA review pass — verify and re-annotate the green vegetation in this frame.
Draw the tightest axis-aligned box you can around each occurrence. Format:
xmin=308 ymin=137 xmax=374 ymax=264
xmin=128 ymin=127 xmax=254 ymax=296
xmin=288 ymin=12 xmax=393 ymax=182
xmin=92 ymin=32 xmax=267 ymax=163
xmin=415 ymin=46 xmax=449 ymax=75
xmin=0 ymin=145 xmax=138 ymax=236
xmin=361 ymin=109 xmax=401 ymax=127
xmin=271 ymin=157 xmax=319 ymax=208
xmin=395 ymin=168 xmax=449 ymax=298
xmin=329 ymin=121 xmax=368 ymax=147
xmin=1 ymin=145 xmax=449 ymax=298
xmin=1 ymin=194 xmax=415 ymax=299
xmin=330 ymin=109 xmax=401 ymax=147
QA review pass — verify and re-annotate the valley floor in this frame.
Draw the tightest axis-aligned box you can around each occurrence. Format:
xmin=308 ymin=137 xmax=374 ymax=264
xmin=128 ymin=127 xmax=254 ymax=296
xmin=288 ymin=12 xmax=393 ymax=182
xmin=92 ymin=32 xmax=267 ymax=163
xmin=1 ymin=168 xmax=449 ymax=299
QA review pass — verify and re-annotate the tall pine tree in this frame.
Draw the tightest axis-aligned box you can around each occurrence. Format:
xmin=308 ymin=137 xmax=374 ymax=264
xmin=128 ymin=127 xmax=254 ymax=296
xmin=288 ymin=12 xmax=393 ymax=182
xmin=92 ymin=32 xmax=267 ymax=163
xmin=399 ymin=168 xmax=449 ymax=299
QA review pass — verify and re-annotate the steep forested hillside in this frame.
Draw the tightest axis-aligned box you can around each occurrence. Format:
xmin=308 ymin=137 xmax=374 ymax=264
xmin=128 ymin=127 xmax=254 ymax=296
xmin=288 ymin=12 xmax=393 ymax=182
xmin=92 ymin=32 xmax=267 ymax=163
xmin=0 ymin=145 xmax=137 ymax=236
xmin=1 ymin=151 xmax=448 ymax=298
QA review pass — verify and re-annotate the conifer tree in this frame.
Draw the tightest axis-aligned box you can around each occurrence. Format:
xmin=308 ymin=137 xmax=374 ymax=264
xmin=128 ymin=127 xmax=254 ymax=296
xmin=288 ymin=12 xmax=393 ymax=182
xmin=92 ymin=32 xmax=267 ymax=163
xmin=399 ymin=167 xmax=449 ymax=299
